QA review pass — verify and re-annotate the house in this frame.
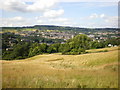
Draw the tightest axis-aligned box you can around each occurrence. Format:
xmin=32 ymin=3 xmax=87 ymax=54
xmin=108 ymin=44 xmax=113 ymax=47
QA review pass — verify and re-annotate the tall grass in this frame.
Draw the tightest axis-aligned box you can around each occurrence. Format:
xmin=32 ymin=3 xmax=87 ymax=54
xmin=1 ymin=47 xmax=119 ymax=88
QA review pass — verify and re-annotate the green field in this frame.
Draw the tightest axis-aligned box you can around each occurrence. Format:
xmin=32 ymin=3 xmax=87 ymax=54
xmin=1 ymin=47 xmax=119 ymax=88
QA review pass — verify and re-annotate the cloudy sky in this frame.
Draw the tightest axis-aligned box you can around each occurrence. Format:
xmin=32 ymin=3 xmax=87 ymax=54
xmin=0 ymin=0 xmax=119 ymax=28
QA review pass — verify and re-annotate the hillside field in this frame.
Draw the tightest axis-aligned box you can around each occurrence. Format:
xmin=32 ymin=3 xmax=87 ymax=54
xmin=1 ymin=47 xmax=119 ymax=88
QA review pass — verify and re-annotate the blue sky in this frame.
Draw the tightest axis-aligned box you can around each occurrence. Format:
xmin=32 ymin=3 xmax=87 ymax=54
xmin=0 ymin=0 xmax=119 ymax=28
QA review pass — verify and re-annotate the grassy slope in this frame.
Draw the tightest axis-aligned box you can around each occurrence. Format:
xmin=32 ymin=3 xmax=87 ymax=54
xmin=1 ymin=47 xmax=119 ymax=88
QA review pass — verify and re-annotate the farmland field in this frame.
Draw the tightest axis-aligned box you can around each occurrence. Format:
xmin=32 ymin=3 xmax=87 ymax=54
xmin=1 ymin=47 xmax=119 ymax=88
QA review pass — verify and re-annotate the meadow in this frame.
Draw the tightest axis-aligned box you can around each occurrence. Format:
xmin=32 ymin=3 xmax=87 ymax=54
xmin=1 ymin=47 xmax=119 ymax=88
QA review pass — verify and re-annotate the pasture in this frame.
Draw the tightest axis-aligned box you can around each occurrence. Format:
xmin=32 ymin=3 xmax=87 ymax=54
xmin=1 ymin=47 xmax=119 ymax=88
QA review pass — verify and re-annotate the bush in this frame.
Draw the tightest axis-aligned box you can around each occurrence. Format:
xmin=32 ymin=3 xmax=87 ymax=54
xmin=62 ymin=51 xmax=80 ymax=55
xmin=15 ymin=56 xmax=24 ymax=60
xmin=103 ymin=50 xmax=108 ymax=52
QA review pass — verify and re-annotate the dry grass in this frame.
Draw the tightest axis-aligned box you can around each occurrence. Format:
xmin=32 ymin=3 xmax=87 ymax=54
xmin=86 ymin=46 xmax=118 ymax=53
xmin=1 ymin=47 xmax=119 ymax=88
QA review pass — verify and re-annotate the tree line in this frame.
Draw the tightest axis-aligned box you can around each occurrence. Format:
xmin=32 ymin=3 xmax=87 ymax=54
xmin=2 ymin=34 xmax=120 ymax=60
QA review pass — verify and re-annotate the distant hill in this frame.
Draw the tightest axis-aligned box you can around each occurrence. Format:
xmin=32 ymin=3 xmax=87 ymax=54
xmin=2 ymin=25 xmax=119 ymax=32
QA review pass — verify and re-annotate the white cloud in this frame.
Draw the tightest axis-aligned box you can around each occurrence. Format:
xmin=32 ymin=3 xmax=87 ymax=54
xmin=36 ymin=20 xmax=44 ymax=23
xmin=0 ymin=0 xmax=118 ymax=13
xmin=1 ymin=14 xmax=118 ymax=28
xmin=89 ymin=13 xmax=98 ymax=19
xmin=104 ymin=16 xmax=118 ymax=27
xmin=49 ymin=18 xmax=69 ymax=22
xmin=0 ymin=16 xmax=73 ymax=27
xmin=10 ymin=16 xmax=25 ymax=21
xmin=26 ymin=0 xmax=58 ymax=12
xmin=79 ymin=13 xmax=118 ymax=28
xmin=3 ymin=0 xmax=118 ymax=3
xmin=0 ymin=0 xmax=58 ymax=12
xmin=1 ymin=0 xmax=27 ymax=12
xmin=1 ymin=16 xmax=34 ymax=27
xmin=48 ymin=17 xmax=74 ymax=26
xmin=94 ymin=15 xmax=118 ymax=28
xmin=43 ymin=9 xmax=64 ymax=18
xmin=59 ymin=0 xmax=119 ymax=2
xmin=34 ymin=16 xmax=73 ymax=26
xmin=9 ymin=0 xmax=119 ymax=2
xmin=89 ymin=13 xmax=106 ymax=19
xmin=100 ymin=14 xmax=105 ymax=18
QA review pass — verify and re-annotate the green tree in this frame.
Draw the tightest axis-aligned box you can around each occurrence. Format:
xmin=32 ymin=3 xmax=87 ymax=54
xmin=2 ymin=42 xmax=31 ymax=60
xmin=62 ymin=34 xmax=91 ymax=55
xmin=29 ymin=43 xmax=42 ymax=57
xmin=47 ymin=43 xmax=60 ymax=53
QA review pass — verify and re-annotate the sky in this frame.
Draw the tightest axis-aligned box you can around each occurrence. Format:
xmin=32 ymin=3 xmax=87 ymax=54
xmin=0 ymin=0 xmax=119 ymax=28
